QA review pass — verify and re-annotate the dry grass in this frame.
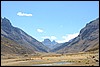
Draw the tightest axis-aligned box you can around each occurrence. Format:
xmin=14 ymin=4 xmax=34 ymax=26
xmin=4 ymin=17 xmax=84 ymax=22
xmin=1 ymin=52 xmax=99 ymax=66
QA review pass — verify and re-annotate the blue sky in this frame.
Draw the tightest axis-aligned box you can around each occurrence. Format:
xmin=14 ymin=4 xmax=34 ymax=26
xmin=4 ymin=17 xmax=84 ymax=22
xmin=1 ymin=1 xmax=99 ymax=43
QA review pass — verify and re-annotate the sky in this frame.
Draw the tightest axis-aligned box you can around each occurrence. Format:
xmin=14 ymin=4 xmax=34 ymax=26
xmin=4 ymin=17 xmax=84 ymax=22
xmin=1 ymin=1 xmax=99 ymax=43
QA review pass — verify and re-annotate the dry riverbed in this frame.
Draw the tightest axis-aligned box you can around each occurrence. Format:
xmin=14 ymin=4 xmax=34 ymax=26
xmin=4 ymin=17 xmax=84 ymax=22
xmin=1 ymin=52 xmax=99 ymax=66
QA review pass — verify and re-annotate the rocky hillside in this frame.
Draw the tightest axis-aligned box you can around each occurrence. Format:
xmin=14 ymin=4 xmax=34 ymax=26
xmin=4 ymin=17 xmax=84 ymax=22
xmin=1 ymin=17 xmax=49 ymax=55
xmin=52 ymin=18 xmax=99 ymax=53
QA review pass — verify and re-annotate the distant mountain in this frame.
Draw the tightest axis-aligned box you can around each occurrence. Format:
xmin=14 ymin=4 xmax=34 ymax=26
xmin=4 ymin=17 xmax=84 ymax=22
xmin=42 ymin=39 xmax=58 ymax=49
xmin=1 ymin=17 xmax=49 ymax=55
xmin=42 ymin=39 xmax=52 ymax=46
xmin=50 ymin=43 xmax=64 ymax=52
xmin=52 ymin=18 xmax=99 ymax=53
xmin=52 ymin=40 xmax=57 ymax=45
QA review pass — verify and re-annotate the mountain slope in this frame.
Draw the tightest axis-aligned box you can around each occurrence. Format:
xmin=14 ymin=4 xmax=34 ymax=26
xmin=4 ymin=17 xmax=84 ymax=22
xmin=1 ymin=17 xmax=49 ymax=55
xmin=1 ymin=36 xmax=36 ymax=55
xmin=52 ymin=18 xmax=99 ymax=53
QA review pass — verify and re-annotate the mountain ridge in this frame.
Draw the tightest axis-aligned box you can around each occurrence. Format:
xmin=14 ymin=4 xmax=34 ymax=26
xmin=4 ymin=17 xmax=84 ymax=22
xmin=1 ymin=17 xmax=49 ymax=55
xmin=51 ymin=18 xmax=99 ymax=53
xmin=1 ymin=17 xmax=99 ymax=55
xmin=42 ymin=39 xmax=57 ymax=49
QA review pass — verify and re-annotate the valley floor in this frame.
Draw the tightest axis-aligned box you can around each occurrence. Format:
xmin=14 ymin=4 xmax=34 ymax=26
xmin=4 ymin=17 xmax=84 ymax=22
xmin=1 ymin=52 xmax=99 ymax=66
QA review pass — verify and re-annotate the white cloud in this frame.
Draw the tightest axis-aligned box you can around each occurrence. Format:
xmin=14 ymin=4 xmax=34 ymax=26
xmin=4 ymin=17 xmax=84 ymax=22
xmin=56 ymin=33 xmax=79 ymax=43
xmin=37 ymin=29 xmax=43 ymax=33
xmin=42 ymin=36 xmax=57 ymax=41
xmin=51 ymin=36 xmax=57 ymax=40
xmin=41 ymin=33 xmax=79 ymax=43
xmin=17 ymin=12 xmax=32 ymax=16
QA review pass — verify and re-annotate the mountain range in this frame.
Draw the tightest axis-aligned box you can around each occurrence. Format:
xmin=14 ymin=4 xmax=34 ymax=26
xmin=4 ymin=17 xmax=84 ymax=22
xmin=42 ymin=39 xmax=64 ymax=51
xmin=1 ymin=17 xmax=99 ymax=55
